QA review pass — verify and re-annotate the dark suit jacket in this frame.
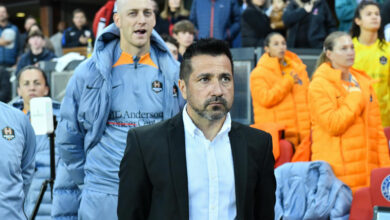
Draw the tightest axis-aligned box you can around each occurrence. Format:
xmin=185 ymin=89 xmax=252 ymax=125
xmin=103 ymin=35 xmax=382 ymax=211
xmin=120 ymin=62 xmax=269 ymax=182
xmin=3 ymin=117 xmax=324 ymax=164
xmin=118 ymin=113 xmax=276 ymax=220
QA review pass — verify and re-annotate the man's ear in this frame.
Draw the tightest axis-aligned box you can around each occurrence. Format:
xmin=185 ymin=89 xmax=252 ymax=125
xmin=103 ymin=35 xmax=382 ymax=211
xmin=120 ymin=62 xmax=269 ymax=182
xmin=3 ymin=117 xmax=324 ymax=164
xmin=178 ymin=79 xmax=187 ymax=100
xmin=113 ymin=13 xmax=120 ymax=28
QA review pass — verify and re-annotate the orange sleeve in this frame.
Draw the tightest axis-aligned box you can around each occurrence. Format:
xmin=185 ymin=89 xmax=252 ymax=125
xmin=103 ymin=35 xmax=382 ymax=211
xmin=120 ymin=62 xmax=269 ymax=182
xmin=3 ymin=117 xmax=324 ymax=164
xmin=309 ymin=79 xmax=365 ymax=136
xmin=250 ymin=68 xmax=294 ymax=108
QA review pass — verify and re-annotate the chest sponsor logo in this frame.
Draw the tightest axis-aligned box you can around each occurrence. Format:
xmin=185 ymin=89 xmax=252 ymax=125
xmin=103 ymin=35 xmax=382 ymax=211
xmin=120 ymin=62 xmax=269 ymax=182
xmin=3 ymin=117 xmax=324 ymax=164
xmin=380 ymin=56 xmax=387 ymax=65
xmin=69 ymin=31 xmax=76 ymax=36
xmin=152 ymin=80 xmax=163 ymax=93
xmin=382 ymin=175 xmax=390 ymax=201
xmin=2 ymin=126 xmax=15 ymax=141
xmin=108 ymin=111 xmax=163 ymax=128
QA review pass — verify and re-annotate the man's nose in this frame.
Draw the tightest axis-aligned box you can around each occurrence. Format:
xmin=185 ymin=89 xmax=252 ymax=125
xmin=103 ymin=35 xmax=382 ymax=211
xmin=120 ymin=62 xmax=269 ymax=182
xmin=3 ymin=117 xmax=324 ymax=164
xmin=211 ymin=80 xmax=223 ymax=96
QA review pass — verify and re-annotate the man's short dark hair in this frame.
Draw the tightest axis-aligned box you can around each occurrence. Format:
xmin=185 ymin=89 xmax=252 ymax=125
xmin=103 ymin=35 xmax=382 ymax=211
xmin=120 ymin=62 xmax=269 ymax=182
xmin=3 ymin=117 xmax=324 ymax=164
xmin=180 ymin=38 xmax=233 ymax=82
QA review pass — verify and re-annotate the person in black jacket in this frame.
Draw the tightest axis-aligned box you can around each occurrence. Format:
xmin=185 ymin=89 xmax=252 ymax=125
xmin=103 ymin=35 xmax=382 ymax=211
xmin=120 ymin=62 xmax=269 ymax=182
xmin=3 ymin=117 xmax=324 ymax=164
xmin=241 ymin=0 xmax=272 ymax=47
xmin=282 ymin=0 xmax=337 ymax=48
xmin=62 ymin=8 xmax=94 ymax=48
xmin=16 ymin=30 xmax=56 ymax=74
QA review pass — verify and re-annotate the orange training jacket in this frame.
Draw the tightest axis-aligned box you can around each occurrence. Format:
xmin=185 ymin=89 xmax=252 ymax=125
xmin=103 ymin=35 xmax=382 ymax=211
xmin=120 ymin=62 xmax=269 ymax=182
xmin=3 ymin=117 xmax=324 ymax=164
xmin=309 ymin=63 xmax=390 ymax=192
xmin=250 ymin=50 xmax=311 ymax=147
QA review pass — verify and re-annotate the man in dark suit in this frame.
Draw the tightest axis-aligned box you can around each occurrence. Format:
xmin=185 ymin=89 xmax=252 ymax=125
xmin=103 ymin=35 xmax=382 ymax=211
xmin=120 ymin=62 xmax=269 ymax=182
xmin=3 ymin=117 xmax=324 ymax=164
xmin=118 ymin=38 xmax=276 ymax=220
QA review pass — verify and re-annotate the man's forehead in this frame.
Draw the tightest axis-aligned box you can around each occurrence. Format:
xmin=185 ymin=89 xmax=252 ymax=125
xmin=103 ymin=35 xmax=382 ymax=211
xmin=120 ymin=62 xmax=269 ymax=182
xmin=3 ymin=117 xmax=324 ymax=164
xmin=119 ymin=0 xmax=153 ymax=11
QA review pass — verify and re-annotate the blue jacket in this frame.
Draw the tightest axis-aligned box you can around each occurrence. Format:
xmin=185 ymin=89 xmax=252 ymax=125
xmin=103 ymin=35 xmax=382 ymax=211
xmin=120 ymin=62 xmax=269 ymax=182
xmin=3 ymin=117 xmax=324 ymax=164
xmin=11 ymin=98 xmax=60 ymax=220
xmin=190 ymin=0 xmax=241 ymax=41
xmin=274 ymin=161 xmax=352 ymax=220
xmin=0 ymin=23 xmax=19 ymax=66
xmin=335 ymin=0 xmax=357 ymax=32
xmin=0 ymin=101 xmax=36 ymax=220
xmin=54 ymin=23 xmax=183 ymax=216
xmin=16 ymin=48 xmax=56 ymax=75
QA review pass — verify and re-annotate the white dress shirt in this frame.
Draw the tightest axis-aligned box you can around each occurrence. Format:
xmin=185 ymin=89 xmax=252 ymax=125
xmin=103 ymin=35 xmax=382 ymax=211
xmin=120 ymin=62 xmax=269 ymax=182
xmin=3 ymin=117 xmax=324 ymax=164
xmin=183 ymin=106 xmax=237 ymax=220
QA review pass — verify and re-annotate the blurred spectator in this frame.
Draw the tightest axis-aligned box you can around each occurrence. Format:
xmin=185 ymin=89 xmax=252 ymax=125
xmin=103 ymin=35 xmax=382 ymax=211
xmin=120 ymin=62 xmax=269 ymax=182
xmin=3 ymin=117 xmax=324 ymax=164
xmin=282 ymin=0 xmax=337 ymax=48
xmin=0 ymin=4 xmax=19 ymax=68
xmin=152 ymin=0 xmax=170 ymax=36
xmin=351 ymin=1 xmax=390 ymax=127
xmin=241 ymin=0 xmax=271 ymax=47
xmin=269 ymin=0 xmax=287 ymax=36
xmin=161 ymin=34 xmax=180 ymax=60
xmin=92 ymin=0 xmax=116 ymax=37
xmin=50 ymin=21 xmax=66 ymax=57
xmin=172 ymin=19 xmax=195 ymax=56
xmin=0 ymin=100 xmax=36 ymax=220
xmin=250 ymin=32 xmax=310 ymax=147
xmin=11 ymin=66 xmax=60 ymax=219
xmin=382 ymin=0 xmax=390 ymax=41
xmin=309 ymin=31 xmax=390 ymax=193
xmin=19 ymin=15 xmax=37 ymax=55
xmin=62 ymin=9 xmax=94 ymax=48
xmin=28 ymin=23 xmax=55 ymax=53
xmin=190 ymin=0 xmax=241 ymax=44
xmin=160 ymin=0 xmax=189 ymax=35
xmin=16 ymin=30 xmax=56 ymax=74
xmin=335 ymin=0 xmax=357 ymax=32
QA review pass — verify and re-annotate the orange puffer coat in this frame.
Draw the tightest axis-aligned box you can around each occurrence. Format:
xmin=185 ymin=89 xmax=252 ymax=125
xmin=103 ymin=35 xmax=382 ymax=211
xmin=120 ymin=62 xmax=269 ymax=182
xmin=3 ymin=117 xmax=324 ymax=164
xmin=250 ymin=51 xmax=311 ymax=147
xmin=309 ymin=63 xmax=390 ymax=192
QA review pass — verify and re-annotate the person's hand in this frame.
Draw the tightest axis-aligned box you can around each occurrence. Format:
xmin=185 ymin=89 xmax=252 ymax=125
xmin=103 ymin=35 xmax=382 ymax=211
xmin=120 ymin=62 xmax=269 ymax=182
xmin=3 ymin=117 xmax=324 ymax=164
xmin=303 ymin=2 xmax=313 ymax=13
xmin=79 ymin=36 xmax=88 ymax=44
xmin=0 ymin=37 xmax=11 ymax=46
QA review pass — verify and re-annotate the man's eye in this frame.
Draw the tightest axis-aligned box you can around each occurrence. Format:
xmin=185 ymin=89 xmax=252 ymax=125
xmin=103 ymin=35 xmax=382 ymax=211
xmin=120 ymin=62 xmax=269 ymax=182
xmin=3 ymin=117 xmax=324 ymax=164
xmin=144 ymin=11 xmax=152 ymax=16
xmin=222 ymin=76 xmax=231 ymax=82
xmin=129 ymin=12 xmax=136 ymax=16
xmin=199 ymin=78 xmax=209 ymax=82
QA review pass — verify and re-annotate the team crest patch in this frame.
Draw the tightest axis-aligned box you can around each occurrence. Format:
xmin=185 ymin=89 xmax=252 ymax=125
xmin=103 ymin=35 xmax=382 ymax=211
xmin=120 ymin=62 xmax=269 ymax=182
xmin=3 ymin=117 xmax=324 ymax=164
xmin=380 ymin=56 xmax=388 ymax=65
xmin=381 ymin=175 xmax=390 ymax=201
xmin=152 ymin=80 xmax=163 ymax=93
xmin=2 ymin=126 xmax=15 ymax=141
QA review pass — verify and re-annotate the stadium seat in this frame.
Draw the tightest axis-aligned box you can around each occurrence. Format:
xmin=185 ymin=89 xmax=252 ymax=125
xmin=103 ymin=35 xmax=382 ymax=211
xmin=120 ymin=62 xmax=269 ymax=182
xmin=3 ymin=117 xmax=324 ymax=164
xmin=349 ymin=167 xmax=390 ymax=220
xmin=384 ymin=127 xmax=390 ymax=143
xmin=250 ymin=123 xmax=292 ymax=168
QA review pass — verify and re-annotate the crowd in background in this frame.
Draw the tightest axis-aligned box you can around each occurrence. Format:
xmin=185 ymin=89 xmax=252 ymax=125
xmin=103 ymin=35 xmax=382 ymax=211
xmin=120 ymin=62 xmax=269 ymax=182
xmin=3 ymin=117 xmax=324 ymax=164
xmin=0 ymin=0 xmax=390 ymax=219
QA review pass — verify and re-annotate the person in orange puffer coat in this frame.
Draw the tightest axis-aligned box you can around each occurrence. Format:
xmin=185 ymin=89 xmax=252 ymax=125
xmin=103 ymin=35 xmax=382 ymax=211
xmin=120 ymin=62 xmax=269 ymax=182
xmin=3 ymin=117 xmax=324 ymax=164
xmin=309 ymin=31 xmax=390 ymax=193
xmin=250 ymin=32 xmax=310 ymax=148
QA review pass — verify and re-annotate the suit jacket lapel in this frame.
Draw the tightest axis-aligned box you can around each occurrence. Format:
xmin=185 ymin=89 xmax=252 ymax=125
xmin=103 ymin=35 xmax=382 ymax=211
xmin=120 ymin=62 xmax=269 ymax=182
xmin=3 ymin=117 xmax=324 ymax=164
xmin=229 ymin=122 xmax=247 ymax=219
xmin=168 ymin=113 xmax=189 ymax=219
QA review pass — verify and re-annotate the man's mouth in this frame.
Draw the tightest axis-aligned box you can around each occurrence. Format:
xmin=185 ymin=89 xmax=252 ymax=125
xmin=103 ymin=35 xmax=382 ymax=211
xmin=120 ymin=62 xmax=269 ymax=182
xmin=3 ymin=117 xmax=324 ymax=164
xmin=134 ymin=29 xmax=147 ymax=35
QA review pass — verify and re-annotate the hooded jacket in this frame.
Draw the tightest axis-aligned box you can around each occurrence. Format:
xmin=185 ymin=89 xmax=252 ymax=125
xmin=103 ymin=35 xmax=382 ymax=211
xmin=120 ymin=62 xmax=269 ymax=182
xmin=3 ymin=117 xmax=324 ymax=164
xmin=250 ymin=50 xmax=310 ymax=147
xmin=309 ymin=63 xmax=390 ymax=192
xmin=274 ymin=161 xmax=352 ymax=220
xmin=0 ymin=101 xmax=36 ymax=220
xmin=282 ymin=0 xmax=337 ymax=48
xmin=53 ymin=23 xmax=183 ymax=218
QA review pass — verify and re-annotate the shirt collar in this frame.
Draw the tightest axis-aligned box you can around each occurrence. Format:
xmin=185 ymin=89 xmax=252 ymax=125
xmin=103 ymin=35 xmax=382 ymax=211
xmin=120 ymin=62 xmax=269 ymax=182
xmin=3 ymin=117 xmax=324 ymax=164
xmin=182 ymin=104 xmax=231 ymax=139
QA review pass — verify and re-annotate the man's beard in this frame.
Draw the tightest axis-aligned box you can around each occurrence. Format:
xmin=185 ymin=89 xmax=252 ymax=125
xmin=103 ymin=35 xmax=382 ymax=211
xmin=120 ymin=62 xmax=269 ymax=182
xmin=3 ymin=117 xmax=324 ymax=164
xmin=190 ymin=96 xmax=230 ymax=121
